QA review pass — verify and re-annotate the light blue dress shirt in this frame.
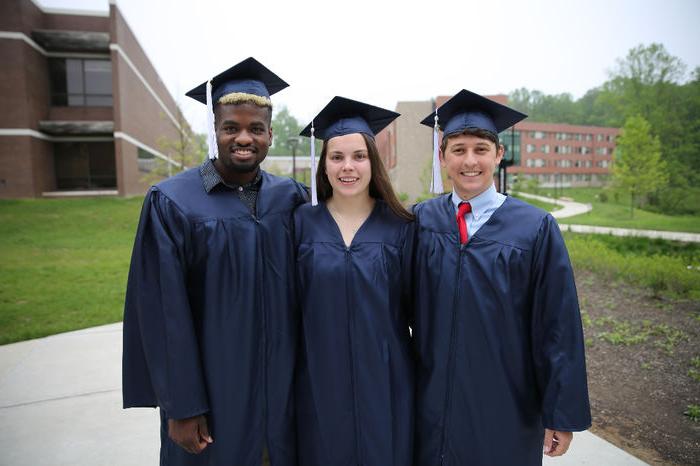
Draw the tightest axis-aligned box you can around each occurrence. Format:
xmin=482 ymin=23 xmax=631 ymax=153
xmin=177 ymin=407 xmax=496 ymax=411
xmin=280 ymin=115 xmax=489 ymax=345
xmin=451 ymin=184 xmax=506 ymax=240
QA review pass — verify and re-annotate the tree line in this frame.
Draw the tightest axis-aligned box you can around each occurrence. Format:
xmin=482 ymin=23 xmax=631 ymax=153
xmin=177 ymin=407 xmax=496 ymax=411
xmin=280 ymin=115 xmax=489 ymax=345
xmin=508 ymin=43 xmax=699 ymax=216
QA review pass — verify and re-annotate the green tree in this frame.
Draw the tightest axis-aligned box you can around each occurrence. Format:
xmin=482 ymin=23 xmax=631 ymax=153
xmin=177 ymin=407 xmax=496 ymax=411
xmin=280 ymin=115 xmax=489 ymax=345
xmin=269 ymin=106 xmax=312 ymax=156
xmin=142 ymin=110 xmax=206 ymax=184
xmin=612 ymin=115 xmax=668 ymax=217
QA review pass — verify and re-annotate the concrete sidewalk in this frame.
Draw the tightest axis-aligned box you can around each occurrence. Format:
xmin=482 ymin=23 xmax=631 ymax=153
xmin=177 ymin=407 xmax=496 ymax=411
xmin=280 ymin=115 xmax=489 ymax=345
xmin=0 ymin=324 xmax=649 ymax=465
xmin=515 ymin=191 xmax=700 ymax=243
xmin=514 ymin=192 xmax=593 ymax=219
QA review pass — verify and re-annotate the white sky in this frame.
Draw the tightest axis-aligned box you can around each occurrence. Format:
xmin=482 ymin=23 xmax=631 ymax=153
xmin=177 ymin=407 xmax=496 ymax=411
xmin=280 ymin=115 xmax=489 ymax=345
xmin=37 ymin=0 xmax=700 ymax=134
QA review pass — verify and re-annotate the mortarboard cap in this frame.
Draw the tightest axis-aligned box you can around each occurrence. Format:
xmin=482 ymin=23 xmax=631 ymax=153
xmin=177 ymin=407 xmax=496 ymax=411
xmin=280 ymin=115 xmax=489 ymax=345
xmin=420 ymin=89 xmax=527 ymax=137
xmin=185 ymin=57 xmax=288 ymax=160
xmin=300 ymin=97 xmax=399 ymax=207
xmin=185 ymin=57 xmax=288 ymax=105
xmin=300 ymin=96 xmax=399 ymax=140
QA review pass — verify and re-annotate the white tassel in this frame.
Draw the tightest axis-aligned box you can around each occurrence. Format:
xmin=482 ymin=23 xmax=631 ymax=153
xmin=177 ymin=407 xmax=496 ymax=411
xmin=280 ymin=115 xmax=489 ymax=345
xmin=430 ymin=113 xmax=443 ymax=194
xmin=205 ymin=80 xmax=219 ymax=160
xmin=310 ymin=123 xmax=318 ymax=206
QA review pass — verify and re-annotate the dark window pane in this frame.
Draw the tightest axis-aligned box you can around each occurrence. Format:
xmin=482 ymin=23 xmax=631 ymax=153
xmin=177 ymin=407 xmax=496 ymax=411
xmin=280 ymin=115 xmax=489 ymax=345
xmin=55 ymin=142 xmax=90 ymax=189
xmin=68 ymin=94 xmax=85 ymax=106
xmin=66 ymin=59 xmax=84 ymax=95
xmin=49 ymin=58 xmax=67 ymax=95
xmin=54 ymin=142 xmax=116 ymax=189
xmin=88 ymin=142 xmax=116 ymax=188
xmin=84 ymin=60 xmax=112 ymax=95
xmin=85 ymin=95 xmax=113 ymax=106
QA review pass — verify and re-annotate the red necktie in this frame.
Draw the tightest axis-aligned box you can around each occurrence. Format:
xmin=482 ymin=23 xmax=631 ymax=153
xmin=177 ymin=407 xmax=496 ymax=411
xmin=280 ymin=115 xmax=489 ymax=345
xmin=456 ymin=202 xmax=472 ymax=244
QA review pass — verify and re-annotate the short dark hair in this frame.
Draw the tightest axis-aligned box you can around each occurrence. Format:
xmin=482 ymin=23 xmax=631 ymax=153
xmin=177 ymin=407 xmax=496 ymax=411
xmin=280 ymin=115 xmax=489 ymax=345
xmin=316 ymin=133 xmax=413 ymax=221
xmin=440 ymin=128 xmax=499 ymax=153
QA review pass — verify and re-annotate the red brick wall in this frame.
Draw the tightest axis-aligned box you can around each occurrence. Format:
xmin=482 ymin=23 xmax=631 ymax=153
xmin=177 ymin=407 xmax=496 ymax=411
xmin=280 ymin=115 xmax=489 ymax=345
xmin=110 ymin=4 xmax=184 ymax=196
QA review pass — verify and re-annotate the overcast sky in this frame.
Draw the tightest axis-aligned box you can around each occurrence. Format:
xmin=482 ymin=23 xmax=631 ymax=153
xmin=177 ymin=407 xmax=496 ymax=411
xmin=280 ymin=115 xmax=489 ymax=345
xmin=37 ymin=0 xmax=700 ymax=134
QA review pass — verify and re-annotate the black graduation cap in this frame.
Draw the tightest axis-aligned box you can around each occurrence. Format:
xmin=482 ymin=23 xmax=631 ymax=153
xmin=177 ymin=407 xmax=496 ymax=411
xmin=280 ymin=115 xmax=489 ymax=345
xmin=300 ymin=96 xmax=399 ymax=140
xmin=185 ymin=57 xmax=288 ymax=104
xmin=420 ymin=89 xmax=527 ymax=136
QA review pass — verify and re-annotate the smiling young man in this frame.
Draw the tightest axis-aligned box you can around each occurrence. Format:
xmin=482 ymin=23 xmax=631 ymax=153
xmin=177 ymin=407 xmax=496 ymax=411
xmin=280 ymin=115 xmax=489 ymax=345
xmin=411 ymin=90 xmax=591 ymax=466
xmin=122 ymin=58 xmax=307 ymax=466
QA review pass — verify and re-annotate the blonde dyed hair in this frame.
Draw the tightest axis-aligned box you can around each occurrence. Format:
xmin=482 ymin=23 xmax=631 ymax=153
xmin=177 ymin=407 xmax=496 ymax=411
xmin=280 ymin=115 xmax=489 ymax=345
xmin=217 ymin=92 xmax=271 ymax=108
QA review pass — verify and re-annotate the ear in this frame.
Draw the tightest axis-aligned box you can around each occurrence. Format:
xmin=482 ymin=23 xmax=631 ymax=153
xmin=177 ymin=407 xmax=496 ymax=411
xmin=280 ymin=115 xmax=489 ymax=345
xmin=495 ymin=144 xmax=505 ymax=165
xmin=439 ymin=148 xmax=448 ymax=168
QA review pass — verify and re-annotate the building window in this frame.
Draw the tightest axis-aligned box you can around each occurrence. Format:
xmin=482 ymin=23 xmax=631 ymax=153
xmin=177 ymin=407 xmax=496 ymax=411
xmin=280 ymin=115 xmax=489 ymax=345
xmin=500 ymin=129 xmax=521 ymax=166
xmin=49 ymin=58 xmax=113 ymax=106
xmin=54 ymin=141 xmax=116 ymax=189
xmin=541 ymin=144 xmax=550 ymax=154
xmin=526 ymin=144 xmax=536 ymax=153
xmin=137 ymin=148 xmax=158 ymax=173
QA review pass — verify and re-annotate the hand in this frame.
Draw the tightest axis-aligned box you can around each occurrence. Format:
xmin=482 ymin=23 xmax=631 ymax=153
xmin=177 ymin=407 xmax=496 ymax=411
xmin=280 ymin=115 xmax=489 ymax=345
xmin=168 ymin=415 xmax=213 ymax=454
xmin=543 ymin=429 xmax=572 ymax=457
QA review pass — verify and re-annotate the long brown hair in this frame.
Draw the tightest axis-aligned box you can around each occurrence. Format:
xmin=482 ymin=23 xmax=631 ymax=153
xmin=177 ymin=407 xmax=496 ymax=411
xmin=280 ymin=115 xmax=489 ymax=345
xmin=316 ymin=133 xmax=413 ymax=221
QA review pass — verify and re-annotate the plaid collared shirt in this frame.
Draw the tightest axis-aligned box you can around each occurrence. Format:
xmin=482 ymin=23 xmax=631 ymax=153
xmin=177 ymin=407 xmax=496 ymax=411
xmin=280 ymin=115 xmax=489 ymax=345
xmin=199 ymin=158 xmax=263 ymax=215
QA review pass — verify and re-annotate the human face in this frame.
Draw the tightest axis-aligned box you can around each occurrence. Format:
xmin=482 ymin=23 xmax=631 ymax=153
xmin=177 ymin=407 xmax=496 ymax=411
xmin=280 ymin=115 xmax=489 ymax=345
xmin=324 ymin=133 xmax=372 ymax=199
xmin=213 ymin=103 xmax=272 ymax=184
xmin=440 ymin=133 xmax=504 ymax=200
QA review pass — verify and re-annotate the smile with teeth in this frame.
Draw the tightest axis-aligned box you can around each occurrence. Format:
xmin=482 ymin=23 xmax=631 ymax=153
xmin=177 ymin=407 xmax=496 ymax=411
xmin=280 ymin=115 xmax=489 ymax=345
xmin=460 ymin=170 xmax=482 ymax=177
xmin=339 ymin=177 xmax=359 ymax=184
xmin=232 ymin=148 xmax=255 ymax=157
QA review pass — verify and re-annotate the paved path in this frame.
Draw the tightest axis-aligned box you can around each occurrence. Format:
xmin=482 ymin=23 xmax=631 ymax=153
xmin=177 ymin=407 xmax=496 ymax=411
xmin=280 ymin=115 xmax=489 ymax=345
xmin=514 ymin=191 xmax=593 ymax=219
xmin=0 ymin=323 xmax=649 ymax=465
xmin=515 ymin=192 xmax=700 ymax=243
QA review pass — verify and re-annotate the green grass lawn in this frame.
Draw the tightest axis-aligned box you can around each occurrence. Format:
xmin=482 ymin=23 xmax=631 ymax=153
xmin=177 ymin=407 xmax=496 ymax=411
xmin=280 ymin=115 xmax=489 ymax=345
xmin=528 ymin=188 xmax=700 ymax=233
xmin=2 ymin=196 xmax=699 ymax=345
xmin=510 ymin=194 xmax=558 ymax=212
xmin=0 ymin=197 xmax=143 ymax=344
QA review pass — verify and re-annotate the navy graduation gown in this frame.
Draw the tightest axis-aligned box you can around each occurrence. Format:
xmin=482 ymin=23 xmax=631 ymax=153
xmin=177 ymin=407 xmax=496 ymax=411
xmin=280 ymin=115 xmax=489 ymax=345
xmin=294 ymin=201 xmax=414 ymax=466
xmin=122 ymin=168 xmax=307 ymax=466
xmin=412 ymin=195 xmax=591 ymax=466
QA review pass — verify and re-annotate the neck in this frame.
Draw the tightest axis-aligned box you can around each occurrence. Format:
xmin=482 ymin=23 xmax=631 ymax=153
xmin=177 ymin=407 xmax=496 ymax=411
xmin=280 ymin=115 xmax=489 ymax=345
xmin=455 ymin=183 xmax=493 ymax=202
xmin=327 ymin=192 xmax=374 ymax=216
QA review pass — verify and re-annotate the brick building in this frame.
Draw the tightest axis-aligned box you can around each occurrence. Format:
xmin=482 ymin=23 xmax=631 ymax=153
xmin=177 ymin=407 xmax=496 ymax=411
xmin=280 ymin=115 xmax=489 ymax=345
xmin=0 ymin=0 xmax=185 ymax=198
xmin=386 ymin=94 xmax=619 ymax=201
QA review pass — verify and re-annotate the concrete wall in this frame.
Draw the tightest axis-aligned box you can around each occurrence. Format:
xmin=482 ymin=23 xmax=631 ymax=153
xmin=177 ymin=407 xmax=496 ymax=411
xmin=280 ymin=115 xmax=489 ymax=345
xmin=393 ymin=101 xmax=434 ymax=201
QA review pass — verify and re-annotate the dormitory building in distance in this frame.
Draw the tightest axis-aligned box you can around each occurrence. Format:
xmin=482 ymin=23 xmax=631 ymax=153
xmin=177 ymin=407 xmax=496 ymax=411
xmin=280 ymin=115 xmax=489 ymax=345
xmin=386 ymin=95 xmax=619 ymax=201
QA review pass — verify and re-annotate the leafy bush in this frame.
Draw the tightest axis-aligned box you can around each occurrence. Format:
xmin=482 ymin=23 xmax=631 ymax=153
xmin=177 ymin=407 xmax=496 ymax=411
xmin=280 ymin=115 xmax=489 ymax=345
xmin=565 ymin=233 xmax=700 ymax=299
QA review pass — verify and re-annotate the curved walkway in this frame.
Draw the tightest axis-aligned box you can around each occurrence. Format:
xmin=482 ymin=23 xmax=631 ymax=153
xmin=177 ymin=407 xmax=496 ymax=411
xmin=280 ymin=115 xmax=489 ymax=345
xmin=0 ymin=323 xmax=648 ymax=465
xmin=514 ymin=191 xmax=592 ymax=219
xmin=515 ymin=192 xmax=700 ymax=243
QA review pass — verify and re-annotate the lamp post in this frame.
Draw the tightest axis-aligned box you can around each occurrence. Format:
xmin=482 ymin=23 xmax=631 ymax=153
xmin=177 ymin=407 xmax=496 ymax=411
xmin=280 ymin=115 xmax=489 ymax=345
xmin=286 ymin=136 xmax=302 ymax=181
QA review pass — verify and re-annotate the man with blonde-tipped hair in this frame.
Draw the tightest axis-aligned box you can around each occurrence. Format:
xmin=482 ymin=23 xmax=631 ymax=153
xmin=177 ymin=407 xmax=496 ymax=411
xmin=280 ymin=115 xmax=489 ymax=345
xmin=123 ymin=58 xmax=307 ymax=466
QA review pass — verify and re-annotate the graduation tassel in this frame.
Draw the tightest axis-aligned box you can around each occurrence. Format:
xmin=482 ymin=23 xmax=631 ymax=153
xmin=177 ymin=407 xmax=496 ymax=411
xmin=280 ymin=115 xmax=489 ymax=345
xmin=310 ymin=122 xmax=318 ymax=206
xmin=205 ymin=80 xmax=219 ymax=160
xmin=430 ymin=112 xmax=444 ymax=194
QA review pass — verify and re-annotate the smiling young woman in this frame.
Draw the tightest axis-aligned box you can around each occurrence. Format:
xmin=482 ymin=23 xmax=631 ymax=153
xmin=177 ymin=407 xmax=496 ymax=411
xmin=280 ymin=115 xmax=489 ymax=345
xmin=293 ymin=97 xmax=415 ymax=466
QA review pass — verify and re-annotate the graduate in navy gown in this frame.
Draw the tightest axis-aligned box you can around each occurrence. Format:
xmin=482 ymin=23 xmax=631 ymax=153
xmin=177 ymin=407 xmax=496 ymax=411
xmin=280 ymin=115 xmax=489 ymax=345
xmin=294 ymin=97 xmax=415 ymax=466
xmin=412 ymin=90 xmax=591 ymax=466
xmin=122 ymin=58 xmax=307 ymax=466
